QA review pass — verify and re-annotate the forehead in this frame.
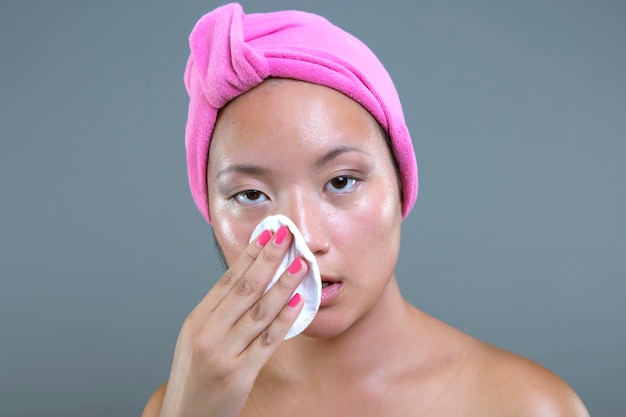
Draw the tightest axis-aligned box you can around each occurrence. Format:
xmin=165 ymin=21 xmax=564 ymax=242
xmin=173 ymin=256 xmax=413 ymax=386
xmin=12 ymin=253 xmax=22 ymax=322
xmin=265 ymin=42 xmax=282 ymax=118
xmin=208 ymin=79 xmax=387 ymax=164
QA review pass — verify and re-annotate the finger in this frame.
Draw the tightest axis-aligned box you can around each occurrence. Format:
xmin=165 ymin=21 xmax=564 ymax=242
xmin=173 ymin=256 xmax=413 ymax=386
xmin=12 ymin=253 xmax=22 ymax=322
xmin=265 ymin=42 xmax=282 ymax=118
xmin=242 ymin=290 xmax=304 ymax=370
xmin=193 ymin=228 xmax=273 ymax=315
xmin=228 ymin=256 xmax=308 ymax=355
xmin=212 ymin=225 xmax=294 ymax=328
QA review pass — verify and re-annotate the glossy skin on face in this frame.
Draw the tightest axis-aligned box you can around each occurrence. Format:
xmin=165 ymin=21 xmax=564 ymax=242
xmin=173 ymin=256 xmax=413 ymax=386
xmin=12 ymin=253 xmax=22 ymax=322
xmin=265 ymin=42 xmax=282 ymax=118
xmin=207 ymin=79 xmax=403 ymax=338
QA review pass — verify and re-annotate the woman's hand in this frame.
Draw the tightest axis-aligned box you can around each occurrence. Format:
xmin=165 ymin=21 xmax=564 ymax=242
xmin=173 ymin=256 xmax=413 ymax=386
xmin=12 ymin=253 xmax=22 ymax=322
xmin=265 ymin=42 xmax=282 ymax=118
xmin=158 ymin=226 xmax=306 ymax=417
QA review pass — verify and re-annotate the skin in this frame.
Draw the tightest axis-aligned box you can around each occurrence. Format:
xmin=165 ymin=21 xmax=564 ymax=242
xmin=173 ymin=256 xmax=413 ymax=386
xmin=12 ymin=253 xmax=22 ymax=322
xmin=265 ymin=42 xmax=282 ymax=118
xmin=143 ymin=79 xmax=590 ymax=417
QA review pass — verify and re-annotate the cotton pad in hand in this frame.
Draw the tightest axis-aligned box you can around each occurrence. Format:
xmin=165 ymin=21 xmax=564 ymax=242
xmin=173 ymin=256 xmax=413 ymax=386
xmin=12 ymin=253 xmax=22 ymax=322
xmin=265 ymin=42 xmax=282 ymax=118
xmin=249 ymin=214 xmax=322 ymax=339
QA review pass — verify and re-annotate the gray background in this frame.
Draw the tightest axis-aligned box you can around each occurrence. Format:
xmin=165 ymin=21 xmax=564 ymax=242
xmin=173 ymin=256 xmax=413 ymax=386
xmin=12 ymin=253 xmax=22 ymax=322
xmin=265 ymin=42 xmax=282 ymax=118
xmin=1 ymin=1 xmax=624 ymax=416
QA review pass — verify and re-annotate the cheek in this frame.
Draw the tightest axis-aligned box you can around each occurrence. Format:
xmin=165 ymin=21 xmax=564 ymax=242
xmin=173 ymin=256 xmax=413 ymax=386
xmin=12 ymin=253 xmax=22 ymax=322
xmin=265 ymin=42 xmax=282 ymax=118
xmin=331 ymin=179 xmax=402 ymax=258
xmin=208 ymin=183 xmax=264 ymax=265
xmin=213 ymin=217 xmax=254 ymax=266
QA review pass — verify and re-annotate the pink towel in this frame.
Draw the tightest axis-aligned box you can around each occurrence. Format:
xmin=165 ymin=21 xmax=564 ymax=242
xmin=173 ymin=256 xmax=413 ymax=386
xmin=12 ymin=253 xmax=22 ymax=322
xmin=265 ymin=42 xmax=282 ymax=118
xmin=185 ymin=3 xmax=418 ymax=223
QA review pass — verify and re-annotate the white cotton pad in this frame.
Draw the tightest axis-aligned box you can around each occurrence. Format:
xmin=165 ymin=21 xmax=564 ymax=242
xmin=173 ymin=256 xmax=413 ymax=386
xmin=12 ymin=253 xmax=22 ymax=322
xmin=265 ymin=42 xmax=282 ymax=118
xmin=249 ymin=214 xmax=322 ymax=339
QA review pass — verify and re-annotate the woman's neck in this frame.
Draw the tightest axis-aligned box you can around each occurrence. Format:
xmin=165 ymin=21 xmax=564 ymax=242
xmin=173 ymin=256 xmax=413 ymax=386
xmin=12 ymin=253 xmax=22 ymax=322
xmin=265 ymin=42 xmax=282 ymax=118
xmin=264 ymin=277 xmax=436 ymax=390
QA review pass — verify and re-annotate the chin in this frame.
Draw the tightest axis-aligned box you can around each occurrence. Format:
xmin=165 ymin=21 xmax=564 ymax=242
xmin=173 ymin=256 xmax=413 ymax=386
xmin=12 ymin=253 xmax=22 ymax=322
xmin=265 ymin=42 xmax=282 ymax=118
xmin=299 ymin=325 xmax=344 ymax=340
xmin=297 ymin=309 xmax=356 ymax=340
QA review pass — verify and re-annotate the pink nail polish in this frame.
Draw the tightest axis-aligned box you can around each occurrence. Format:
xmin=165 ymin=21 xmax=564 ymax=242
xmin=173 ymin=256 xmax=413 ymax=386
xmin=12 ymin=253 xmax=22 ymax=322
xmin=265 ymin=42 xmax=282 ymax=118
xmin=288 ymin=293 xmax=301 ymax=307
xmin=288 ymin=258 xmax=302 ymax=274
xmin=257 ymin=230 xmax=272 ymax=246
xmin=274 ymin=226 xmax=288 ymax=245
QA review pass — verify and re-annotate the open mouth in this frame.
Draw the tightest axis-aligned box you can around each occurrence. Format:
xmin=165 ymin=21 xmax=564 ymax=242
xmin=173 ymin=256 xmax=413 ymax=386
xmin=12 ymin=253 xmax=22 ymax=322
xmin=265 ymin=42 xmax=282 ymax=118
xmin=322 ymin=280 xmax=339 ymax=289
xmin=319 ymin=279 xmax=342 ymax=305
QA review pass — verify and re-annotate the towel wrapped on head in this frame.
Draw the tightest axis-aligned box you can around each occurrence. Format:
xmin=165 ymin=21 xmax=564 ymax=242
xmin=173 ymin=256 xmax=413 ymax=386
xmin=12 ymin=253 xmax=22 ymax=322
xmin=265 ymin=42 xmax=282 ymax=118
xmin=184 ymin=2 xmax=418 ymax=223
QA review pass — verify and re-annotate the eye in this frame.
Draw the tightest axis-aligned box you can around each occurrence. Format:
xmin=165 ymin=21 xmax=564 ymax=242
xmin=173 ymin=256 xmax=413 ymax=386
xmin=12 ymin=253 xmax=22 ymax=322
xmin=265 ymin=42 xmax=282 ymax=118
xmin=233 ymin=190 xmax=268 ymax=205
xmin=325 ymin=176 xmax=358 ymax=193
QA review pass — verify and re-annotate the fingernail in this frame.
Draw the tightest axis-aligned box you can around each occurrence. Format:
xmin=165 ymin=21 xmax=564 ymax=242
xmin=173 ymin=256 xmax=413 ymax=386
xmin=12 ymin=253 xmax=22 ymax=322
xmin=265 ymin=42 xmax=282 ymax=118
xmin=257 ymin=230 xmax=272 ymax=246
xmin=288 ymin=258 xmax=302 ymax=274
xmin=274 ymin=225 xmax=288 ymax=245
xmin=288 ymin=293 xmax=301 ymax=307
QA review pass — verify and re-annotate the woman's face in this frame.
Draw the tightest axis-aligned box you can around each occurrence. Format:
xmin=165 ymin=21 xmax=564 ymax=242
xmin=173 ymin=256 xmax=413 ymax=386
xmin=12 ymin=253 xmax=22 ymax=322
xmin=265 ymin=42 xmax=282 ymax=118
xmin=207 ymin=79 xmax=403 ymax=337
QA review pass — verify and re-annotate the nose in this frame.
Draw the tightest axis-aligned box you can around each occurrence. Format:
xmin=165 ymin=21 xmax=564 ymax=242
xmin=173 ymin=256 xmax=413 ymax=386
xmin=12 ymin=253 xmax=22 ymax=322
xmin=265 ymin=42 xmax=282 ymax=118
xmin=280 ymin=192 xmax=330 ymax=255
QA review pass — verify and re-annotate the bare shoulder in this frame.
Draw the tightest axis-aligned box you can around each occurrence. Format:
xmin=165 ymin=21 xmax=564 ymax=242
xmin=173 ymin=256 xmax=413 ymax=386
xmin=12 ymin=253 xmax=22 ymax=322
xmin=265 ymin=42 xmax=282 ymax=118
xmin=141 ymin=381 xmax=168 ymax=417
xmin=466 ymin=341 xmax=590 ymax=417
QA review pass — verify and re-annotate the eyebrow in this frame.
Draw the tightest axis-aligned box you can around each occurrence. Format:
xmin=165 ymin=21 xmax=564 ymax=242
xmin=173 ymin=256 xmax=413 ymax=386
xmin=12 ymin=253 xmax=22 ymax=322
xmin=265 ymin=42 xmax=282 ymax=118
xmin=315 ymin=145 xmax=371 ymax=168
xmin=215 ymin=164 xmax=270 ymax=180
xmin=216 ymin=146 xmax=370 ymax=180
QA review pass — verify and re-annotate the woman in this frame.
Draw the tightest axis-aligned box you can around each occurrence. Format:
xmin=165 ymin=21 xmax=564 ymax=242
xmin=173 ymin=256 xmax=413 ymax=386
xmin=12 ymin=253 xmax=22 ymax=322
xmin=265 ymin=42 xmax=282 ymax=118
xmin=144 ymin=4 xmax=589 ymax=416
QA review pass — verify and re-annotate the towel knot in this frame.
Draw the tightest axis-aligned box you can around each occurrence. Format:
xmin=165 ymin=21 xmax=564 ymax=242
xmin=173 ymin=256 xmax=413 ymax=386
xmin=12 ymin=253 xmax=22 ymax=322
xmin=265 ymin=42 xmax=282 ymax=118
xmin=187 ymin=4 xmax=269 ymax=108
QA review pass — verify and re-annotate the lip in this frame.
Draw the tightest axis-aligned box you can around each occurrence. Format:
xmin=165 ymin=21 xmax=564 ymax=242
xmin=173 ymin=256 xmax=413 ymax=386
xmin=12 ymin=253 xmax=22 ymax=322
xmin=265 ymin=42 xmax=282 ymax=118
xmin=320 ymin=277 xmax=342 ymax=307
